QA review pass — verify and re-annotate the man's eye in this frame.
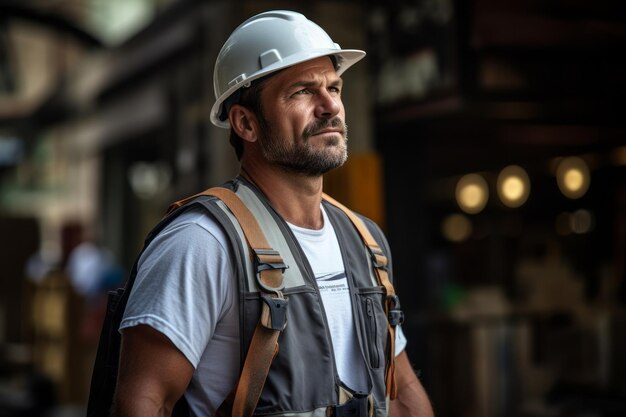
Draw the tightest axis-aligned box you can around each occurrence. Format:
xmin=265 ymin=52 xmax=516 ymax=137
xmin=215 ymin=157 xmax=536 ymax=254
xmin=294 ymin=89 xmax=309 ymax=95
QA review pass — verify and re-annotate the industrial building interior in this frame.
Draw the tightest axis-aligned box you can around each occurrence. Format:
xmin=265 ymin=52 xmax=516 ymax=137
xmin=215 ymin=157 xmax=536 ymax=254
xmin=1 ymin=0 xmax=625 ymax=416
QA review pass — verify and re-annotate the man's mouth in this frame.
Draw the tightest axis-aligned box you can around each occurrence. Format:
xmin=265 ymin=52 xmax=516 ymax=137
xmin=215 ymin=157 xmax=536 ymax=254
xmin=313 ymin=128 xmax=344 ymax=136
xmin=303 ymin=117 xmax=346 ymax=139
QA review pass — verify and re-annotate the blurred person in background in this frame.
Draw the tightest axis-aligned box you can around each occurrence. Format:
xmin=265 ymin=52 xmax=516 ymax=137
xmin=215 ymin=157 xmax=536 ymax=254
xmin=113 ymin=10 xmax=434 ymax=417
xmin=66 ymin=239 xmax=123 ymax=300
xmin=66 ymin=235 xmax=124 ymax=344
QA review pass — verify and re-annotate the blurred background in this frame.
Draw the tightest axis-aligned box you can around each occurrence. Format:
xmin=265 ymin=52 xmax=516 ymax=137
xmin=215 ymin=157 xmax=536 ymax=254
xmin=1 ymin=0 xmax=626 ymax=416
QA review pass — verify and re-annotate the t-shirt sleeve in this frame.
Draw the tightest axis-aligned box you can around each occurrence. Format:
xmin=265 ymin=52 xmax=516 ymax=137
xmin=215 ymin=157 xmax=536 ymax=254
xmin=394 ymin=324 xmax=407 ymax=356
xmin=120 ymin=210 xmax=235 ymax=368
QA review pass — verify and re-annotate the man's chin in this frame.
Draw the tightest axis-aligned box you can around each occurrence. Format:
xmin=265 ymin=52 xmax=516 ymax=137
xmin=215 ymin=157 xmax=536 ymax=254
xmin=279 ymin=157 xmax=347 ymax=177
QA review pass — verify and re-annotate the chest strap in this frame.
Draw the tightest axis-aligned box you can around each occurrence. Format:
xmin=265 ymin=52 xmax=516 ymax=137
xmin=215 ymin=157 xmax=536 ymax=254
xmin=168 ymin=187 xmax=287 ymax=417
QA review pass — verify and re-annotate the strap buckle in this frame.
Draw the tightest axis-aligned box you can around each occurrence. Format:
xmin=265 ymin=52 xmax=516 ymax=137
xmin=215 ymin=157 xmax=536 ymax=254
xmin=254 ymin=249 xmax=288 ymax=293
xmin=260 ymin=293 xmax=288 ymax=331
xmin=369 ymin=246 xmax=388 ymax=271
xmin=386 ymin=295 xmax=404 ymax=326
xmin=254 ymin=249 xmax=289 ymax=331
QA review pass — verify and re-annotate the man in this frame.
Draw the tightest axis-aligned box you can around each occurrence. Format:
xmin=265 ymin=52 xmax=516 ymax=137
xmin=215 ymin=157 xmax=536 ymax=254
xmin=113 ymin=10 xmax=434 ymax=417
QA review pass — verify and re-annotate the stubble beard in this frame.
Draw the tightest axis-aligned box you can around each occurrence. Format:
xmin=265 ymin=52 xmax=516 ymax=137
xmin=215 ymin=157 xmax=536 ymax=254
xmin=259 ymin=116 xmax=349 ymax=177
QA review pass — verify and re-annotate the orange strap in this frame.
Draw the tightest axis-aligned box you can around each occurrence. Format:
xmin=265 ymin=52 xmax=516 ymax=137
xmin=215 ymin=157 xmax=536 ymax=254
xmin=167 ymin=188 xmax=285 ymax=293
xmin=322 ymin=193 xmax=399 ymax=399
xmin=168 ymin=187 xmax=285 ymax=417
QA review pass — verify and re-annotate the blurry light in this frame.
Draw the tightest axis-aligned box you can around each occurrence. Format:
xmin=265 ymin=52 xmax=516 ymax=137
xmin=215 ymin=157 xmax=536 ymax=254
xmin=455 ymin=173 xmax=489 ymax=214
xmin=87 ymin=0 xmax=156 ymax=46
xmin=497 ymin=165 xmax=530 ymax=208
xmin=0 ymin=136 xmax=23 ymax=166
xmin=555 ymin=210 xmax=594 ymax=235
xmin=442 ymin=214 xmax=473 ymax=242
xmin=556 ymin=156 xmax=590 ymax=199
xmin=128 ymin=161 xmax=171 ymax=199
xmin=570 ymin=209 xmax=594 ymax=234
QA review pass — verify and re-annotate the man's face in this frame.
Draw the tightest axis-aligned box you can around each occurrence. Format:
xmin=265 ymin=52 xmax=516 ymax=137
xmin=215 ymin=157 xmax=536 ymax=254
xmin=255 ymin=57 xmax=348 ymax=176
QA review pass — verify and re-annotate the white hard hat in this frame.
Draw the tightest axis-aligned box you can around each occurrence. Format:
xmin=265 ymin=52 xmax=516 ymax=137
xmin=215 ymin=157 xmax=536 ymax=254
xmin=210 ymin=10 xmax=366 ymax=128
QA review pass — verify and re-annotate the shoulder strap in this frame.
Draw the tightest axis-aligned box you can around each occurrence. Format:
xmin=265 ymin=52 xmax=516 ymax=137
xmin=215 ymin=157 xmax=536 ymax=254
xmin=322 ymin=193 xmax=402 ymax=400
xmin=167 ymin=187 xmax=287 ymax=417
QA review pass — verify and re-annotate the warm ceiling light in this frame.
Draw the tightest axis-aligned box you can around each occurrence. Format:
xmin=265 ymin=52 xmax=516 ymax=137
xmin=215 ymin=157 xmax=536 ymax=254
xmin=497 ymin=165 xmax=530 ymax=208
xmin=456 ymin=173 xmax=489 ymax=214
xmin=442 ymin=213 xmax=472 ymax=242
xmin=570 ymin=209 xmax=594 ymax=234
xmin=556 ymin=156 xmax=590 ymax=199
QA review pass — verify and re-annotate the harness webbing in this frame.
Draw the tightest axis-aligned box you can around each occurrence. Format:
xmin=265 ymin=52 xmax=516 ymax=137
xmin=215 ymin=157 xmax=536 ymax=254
xmin=168 ymin=187 xmax=286 ymax=417
xmin=322 ymin=193 xmax=399 ymax=400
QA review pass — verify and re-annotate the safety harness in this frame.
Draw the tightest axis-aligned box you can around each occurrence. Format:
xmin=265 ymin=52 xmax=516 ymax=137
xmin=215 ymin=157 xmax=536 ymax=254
xmin=167 ymin=186 xmax=404 ymax=416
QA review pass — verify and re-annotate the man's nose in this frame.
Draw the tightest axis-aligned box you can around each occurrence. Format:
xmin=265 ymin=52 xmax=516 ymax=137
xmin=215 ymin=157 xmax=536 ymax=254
xmin=315 ymin=90 xmax=341 ymax=119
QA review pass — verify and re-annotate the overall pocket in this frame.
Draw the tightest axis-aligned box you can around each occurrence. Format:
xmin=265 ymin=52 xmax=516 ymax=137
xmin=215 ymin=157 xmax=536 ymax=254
xmin=358 ymin=288 xmax=386 ymax=370
xmin=364 ymin=297 xmax=380 ymax=369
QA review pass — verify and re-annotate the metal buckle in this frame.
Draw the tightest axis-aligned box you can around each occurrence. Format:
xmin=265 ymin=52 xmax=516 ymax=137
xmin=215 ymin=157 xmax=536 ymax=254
xmin=260 ymin=293 xmax=288 ymax=331
xmin=369 ymin=247 xmax=388 ymax=270
xmin=387 ymin=295 xmax=404 ymax=326
xmin=254 ymin=249 xmax=287 ymax=293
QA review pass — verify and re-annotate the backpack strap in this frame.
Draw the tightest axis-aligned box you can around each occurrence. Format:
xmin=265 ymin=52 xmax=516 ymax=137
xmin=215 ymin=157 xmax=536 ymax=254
xmin=322 ymin=193 xmax=404 ymax=400
xmin=167 ymin=187 xmax=288 ymax=417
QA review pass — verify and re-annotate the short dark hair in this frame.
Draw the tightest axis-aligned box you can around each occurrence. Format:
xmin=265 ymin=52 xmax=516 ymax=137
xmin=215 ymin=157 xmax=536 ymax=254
xmin=227 ymin=75 xmax=271 ymax=161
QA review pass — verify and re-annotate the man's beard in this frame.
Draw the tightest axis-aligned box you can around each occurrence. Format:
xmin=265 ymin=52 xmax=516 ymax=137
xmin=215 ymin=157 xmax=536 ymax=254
xmin=258 ymin=116 xmax=349 ymax=177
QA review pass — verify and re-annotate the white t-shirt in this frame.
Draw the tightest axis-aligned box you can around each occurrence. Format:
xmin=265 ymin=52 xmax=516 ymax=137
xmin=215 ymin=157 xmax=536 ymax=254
xmin=121 ymin=205 xmax=406 ymax=416
xmin=288 ymin=206 xmax=371 ymax=392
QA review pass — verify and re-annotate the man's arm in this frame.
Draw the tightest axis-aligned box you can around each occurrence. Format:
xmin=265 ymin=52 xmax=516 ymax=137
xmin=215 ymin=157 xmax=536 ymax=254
xmin=113 ymin=324 xmax=194 ymax=417
xmin=389 ymin=351 xmax=435 ymax=417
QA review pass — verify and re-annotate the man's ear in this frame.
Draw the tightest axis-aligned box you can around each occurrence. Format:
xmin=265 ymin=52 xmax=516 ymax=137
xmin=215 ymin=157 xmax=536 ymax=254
xmin=229 ymin=105 xmax=258 ymax=142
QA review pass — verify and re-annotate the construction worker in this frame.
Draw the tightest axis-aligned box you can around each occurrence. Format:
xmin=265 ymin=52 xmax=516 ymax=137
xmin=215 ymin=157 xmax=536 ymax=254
xmin=113 ymin=10 xmax=434 ymax=417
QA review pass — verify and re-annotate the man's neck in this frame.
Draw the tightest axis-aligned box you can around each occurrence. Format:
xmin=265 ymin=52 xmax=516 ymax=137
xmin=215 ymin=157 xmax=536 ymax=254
xmin=241 ymin=162 xmax=324 ymax=230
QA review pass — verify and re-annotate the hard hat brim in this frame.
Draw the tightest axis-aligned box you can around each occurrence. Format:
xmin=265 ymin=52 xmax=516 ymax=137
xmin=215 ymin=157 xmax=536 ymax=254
xmin=210 ymin=48 xmax=365 ymax=128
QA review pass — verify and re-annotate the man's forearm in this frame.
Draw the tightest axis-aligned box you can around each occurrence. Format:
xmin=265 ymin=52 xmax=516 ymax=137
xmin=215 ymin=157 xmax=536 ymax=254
xmin=388 ymin=351 xmax=435 ymax=417
xmin=389 ymin=377 xmax=434 ymax=417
